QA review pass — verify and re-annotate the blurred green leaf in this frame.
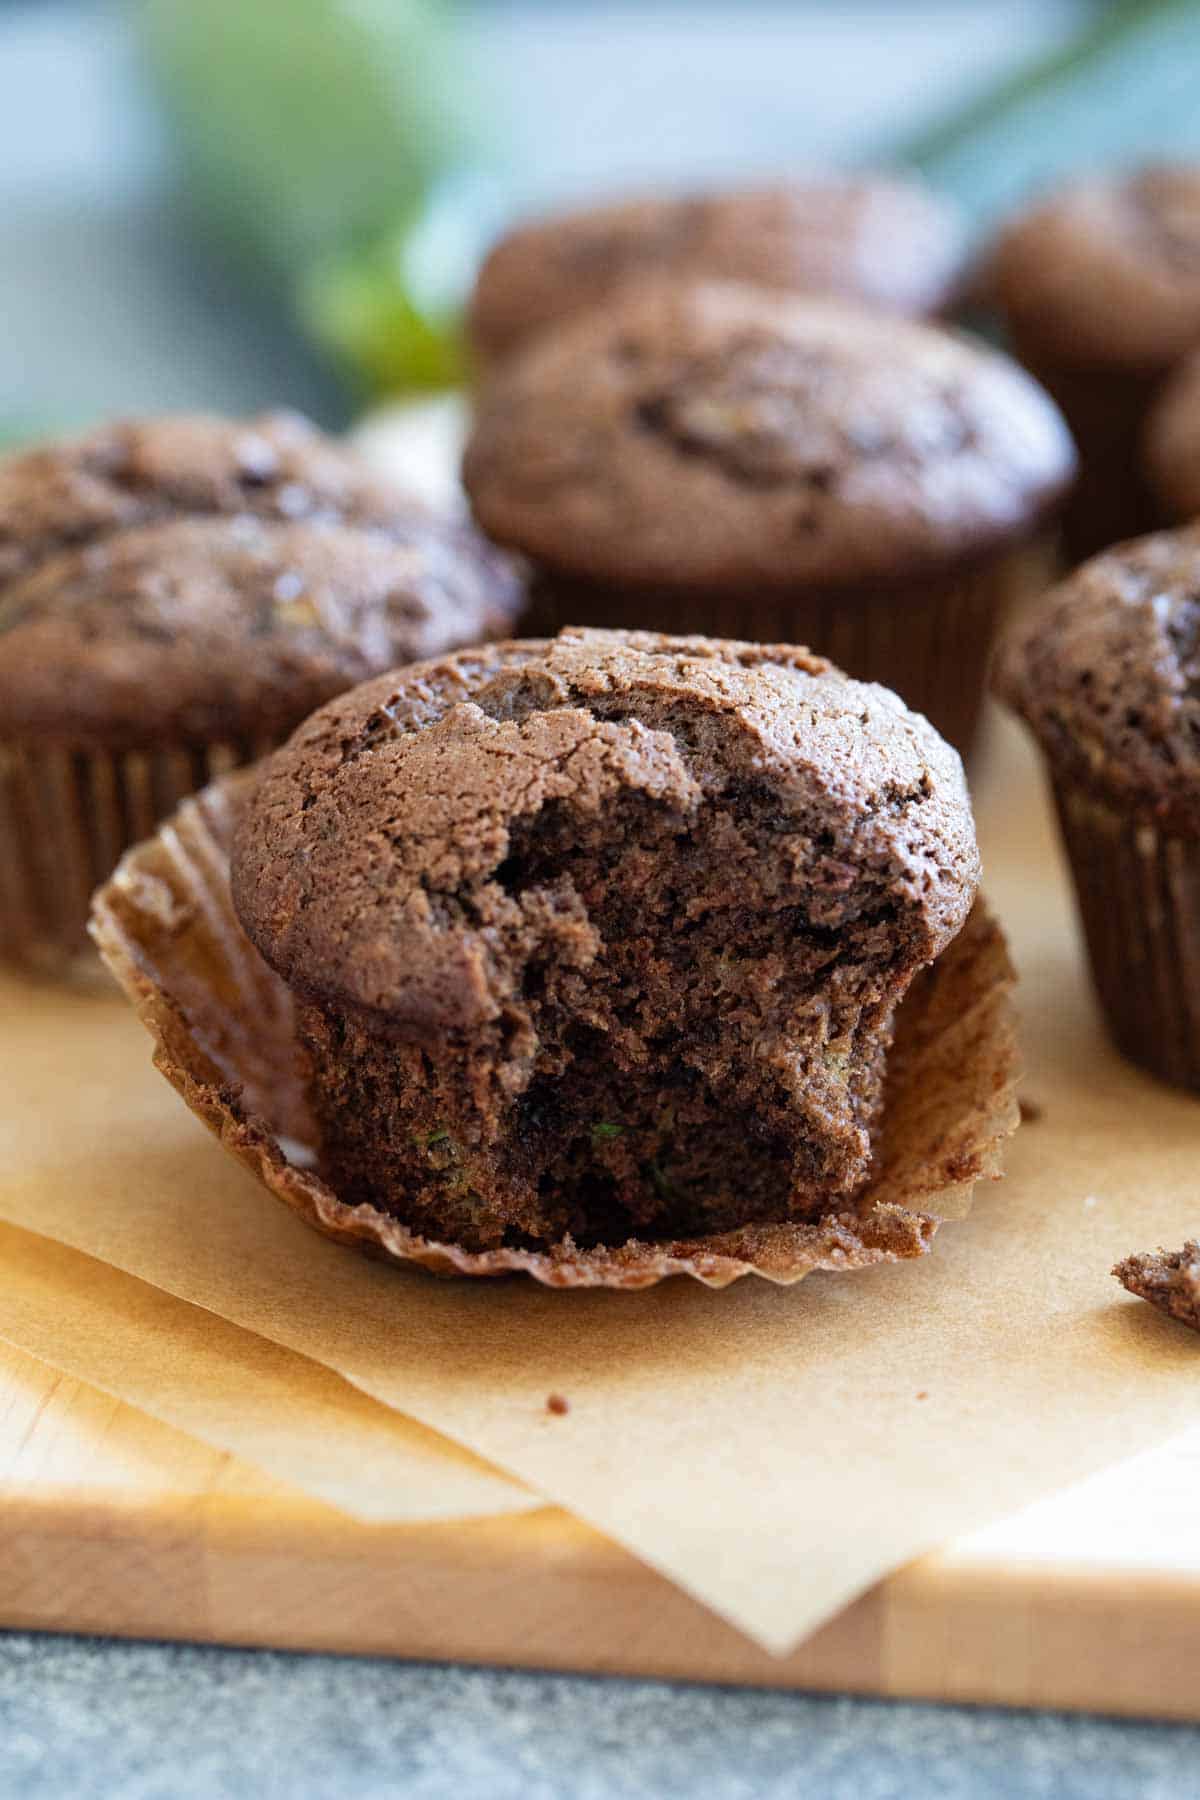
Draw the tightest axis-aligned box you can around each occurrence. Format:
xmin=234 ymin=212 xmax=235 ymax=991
xmin=891 ymin=0 xmax=1200 ymax=229
xmin=142 ymin=0 xmax=496 ymax=395
xmin=143 ymin=0 xmax=483 ymax=277
xmin=301 ymin=238 xmax=465 ymax=397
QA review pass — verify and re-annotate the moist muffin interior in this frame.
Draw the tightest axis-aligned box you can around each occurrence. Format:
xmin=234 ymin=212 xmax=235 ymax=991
xmin=233 ymin=632 xmax=978 ymax=1253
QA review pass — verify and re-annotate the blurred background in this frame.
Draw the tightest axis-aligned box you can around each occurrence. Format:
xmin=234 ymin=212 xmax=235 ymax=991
xmin=3 ymin=0 xmax=1200 ymax=439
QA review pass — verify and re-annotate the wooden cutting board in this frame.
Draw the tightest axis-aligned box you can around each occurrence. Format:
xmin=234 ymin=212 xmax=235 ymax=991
xmin=3 ymin=1330 xmax=1199 ymax=1718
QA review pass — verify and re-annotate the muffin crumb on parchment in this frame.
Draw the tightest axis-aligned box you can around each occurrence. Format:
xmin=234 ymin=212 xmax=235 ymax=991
xmin=1114 ymin=1243 xmax=1200 ymax=1333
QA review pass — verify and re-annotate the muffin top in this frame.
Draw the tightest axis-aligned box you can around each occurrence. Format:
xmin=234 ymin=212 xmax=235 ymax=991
xmin=468 ymin=175 xmax=966 ymax=362
xmin=463 ymin=282 xmax=1075 ymax=593
xmin=0 ymin=412 xmax=522 ymax=747
xmin=233 ymin=628 xmax=979 ymax=1020
xmin=995 ymin=525 xmax=1200 ymax=829
xmin=1143 ymin=348 xmax=1200 ymax=522
xmin=0 ymin=409 xmax=425 ymax=588
xmin=0 ymin=512 xmax=521 ymax=748
xmin=989 ymin=164 xmax=1200 ymax=370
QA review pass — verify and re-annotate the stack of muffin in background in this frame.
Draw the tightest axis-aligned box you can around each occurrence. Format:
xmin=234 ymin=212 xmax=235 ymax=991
xmin=463 ymin=172 xmax=1076 ymax=759
xmin=987 ymin=164 xmax=1200 ymax=555
xmin=459 ymin=163 xmax=1200 ymax=1111
xmin=985 ymin=164 xmax=1200 ymax=1102
xmin=6 ymin=162 xmax=1200 ymax=1299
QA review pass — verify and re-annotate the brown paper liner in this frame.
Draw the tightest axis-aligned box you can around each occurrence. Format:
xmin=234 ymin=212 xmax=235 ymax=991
xmin=1003 ymin=335 xmax=1164 ymax=560
xmin=527 ymin=548 xmax=1039 ymax=759
xmin=1052 ymin=778 xmax=1200 ymax=1091
xmin=90 ymin=771 xmax=1019 ymax=1290
xmin=0 ymin=734 xmax=277 ymax=975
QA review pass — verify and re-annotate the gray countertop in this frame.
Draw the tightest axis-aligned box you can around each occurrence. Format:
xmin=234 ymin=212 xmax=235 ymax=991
xmin=2 ymin=4 xmax=1197 ymax=1795
xmin=4 ymin=1634 xmax=1200 ymax=1800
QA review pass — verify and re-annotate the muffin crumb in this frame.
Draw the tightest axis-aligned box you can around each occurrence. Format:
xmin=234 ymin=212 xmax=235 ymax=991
xmin=1114 ymin=1243 xmax=1200 ymax=1333
xmin=546 ymin=1393 xmax=570 ymax=1416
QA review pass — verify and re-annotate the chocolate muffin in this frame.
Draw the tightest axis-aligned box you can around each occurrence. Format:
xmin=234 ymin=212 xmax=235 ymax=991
xmin=1143 ymin=347 xmax=1200 ymax=524
xmin=468 ymin=175 xmax=966 ymax=366
xmin=463 ymin=282 xmax=1075 ymax=755
xmin=996 ymin=525 xmax=1200 ymax=1090
xmin=987 ymin=164 xmax=1200 ymax=558
xmin=0 ymin=412 xmax=522 ymax=971
xmin=232 ymin=629 xmax=979 ymax=1254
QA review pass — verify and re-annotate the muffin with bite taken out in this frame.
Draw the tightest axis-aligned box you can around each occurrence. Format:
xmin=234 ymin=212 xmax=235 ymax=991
xmin=231 ymin=628 xmax=981 ymax=1252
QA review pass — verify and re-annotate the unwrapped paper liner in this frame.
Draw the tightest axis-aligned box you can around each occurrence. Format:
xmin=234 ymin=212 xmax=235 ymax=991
xmin=90 ymin=771 xmax=1020 ymax=1291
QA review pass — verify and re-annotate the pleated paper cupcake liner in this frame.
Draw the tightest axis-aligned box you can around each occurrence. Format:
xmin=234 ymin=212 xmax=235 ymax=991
xmin=0 ymin=735 xmax=278 ymax=976
xmin=91 ymin=770 xmax=1020 ymax=1290
xmin=1053 ymin=777 xmax=1200 ymax=1091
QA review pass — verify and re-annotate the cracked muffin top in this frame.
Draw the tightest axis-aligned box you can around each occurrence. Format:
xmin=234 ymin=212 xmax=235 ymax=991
xmin=989 ymin=164 xmax=1200 ymax=370
xmin=233 ymin=627 xmax=979 ymax=1023
xmin=995 ymin=525 xmax=1200 ymax=829
xmin=0 ymin=412 xmax=523 ymax=747
xmin=462 ymin=283 xmax=1075 ymax=593
xmin=0 ymin=409 xmax=424 ymax=586
xmin=468 ymin=175 xmax=966 ymax=363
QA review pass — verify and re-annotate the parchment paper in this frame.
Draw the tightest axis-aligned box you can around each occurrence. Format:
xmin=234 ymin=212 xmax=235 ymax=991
xmin=0 ymin=1219 xmax=535 ymax=1525
xmin=3 ymin=714 xmax=1199 ymax=1653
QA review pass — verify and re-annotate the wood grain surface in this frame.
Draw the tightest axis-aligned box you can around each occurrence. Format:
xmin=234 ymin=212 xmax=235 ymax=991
xmin=3 ymin=1332 xmax=1200 ymax=1718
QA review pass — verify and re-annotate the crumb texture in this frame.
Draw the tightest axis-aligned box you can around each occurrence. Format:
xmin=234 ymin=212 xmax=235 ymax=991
xmin=995 ymin=524 xmax=1200 ymax=829
xmin=0 ymin=412 xmax=522 ymax=746
xmin=468 ymin=176 xmax=964 ymax=360
xmin=990 ymin=164 xmax=1200 ymax=368
xmin=233 ymin=629 xmax=978 ymax=1251
xmin=463 ymin=283 xmax=1074 ymax=591
xmin=1115 ymin=1242 xmax=1200 ymax=1332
